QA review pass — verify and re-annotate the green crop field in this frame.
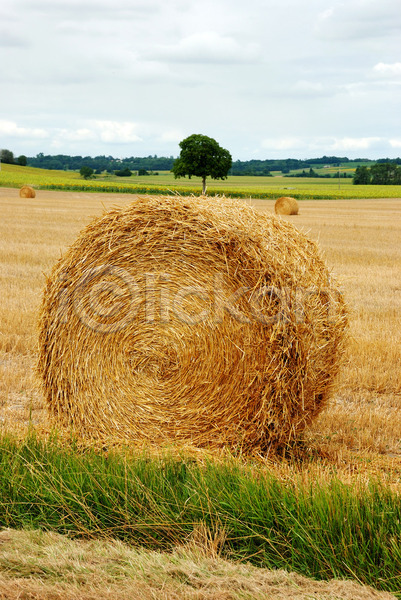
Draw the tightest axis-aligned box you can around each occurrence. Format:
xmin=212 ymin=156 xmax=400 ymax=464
xmin=1 ymin=163 xmax=400 ymax=199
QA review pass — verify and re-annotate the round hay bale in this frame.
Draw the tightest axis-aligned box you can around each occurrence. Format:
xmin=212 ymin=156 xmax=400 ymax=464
xmin=275 ymin=196 xmax=299 ymax=215
xmin=38 ymin=195 xmax=347 ymax=452
xmin=19 ymin=186 xmax=36 ymax=198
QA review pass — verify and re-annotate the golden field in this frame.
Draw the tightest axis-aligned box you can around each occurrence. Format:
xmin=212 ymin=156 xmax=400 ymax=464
xmin=0 ymin=187 xmax=400 ymax=479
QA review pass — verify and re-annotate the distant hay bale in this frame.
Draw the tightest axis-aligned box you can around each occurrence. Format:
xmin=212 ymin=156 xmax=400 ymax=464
xmin=275 ymin=196 xmax=299 ymax=215
xmin=19 ymin=186 xmax=36 ymax=198
xmin=38 ymin=195 xmax=347 ymax=452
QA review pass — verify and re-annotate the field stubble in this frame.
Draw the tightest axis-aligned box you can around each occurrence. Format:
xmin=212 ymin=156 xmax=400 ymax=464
xmin=0 ymin=188 xmax=400 ymax=477
xmin=0 ymin=527 xmax=395 ymax=600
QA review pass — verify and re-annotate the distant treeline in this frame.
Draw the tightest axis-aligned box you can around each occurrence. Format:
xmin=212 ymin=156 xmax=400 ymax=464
xmin=27 ymin=153 xmax=175 ymax=173
xmin=229 ymin=156 xmax=353 ymax=176
xmin=26 ymin=153 xmax=363 ymax=175
xmin=2 ymin=149 xmax=401 ymax=179
xmin=353 ymin=162 xmax=401 ymax=185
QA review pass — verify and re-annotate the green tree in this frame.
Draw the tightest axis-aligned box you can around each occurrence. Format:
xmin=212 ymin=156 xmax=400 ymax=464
xmin=115 ymin=168 xmax=132 ymax=177
xmin=370 ymin=162 xmax=401 ymax=185
xmin=17 ymin=155 xmax=27 ymax=166
xmin=353 ymin=166 xmax=371 ymax=185
xmin=172 ymin=134 xmax=232 ymax=194
xmin=0 ymin=149 xmax=14 ymax=164
xmin=80 ymin=166 xmax=94 ymax=179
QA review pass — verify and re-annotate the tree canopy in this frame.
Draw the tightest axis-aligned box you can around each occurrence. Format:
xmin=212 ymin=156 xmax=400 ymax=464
xmin=172 ymin=134 xmax=232 ymax=194
xmin=353 ymin=165 xmax=371 ymax=185
xmin=115 ymin=168 xmax=132 ymax=177
xmin=0 ymin=149 xmax=15 ymax=164
xmin=79 ymin=166 xmax=94 ymax=179
xmin=353 ymin=162 xmax=401 ymax=185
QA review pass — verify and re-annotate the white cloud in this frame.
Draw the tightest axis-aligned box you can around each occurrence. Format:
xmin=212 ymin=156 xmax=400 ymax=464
xmin=261 ymin=136 xmax=387 ymax=156
xmin=20 ymin=0 xmax=159 ymax=17
xmin=317 ymin=7 xmax=334 ymax=22
xmin=315 ymin=0 xmax=401 ymax=40
xmin=373 ymin=62 xmax=401 ymax=77
xmin=329 ymin=137 xmax=382 ymax=151
xmin=261 ymin=138 xmax=304 ymax=151
xmin=0 ymin=120 xmax=48 ymax=139
xmin=291 ymin=80 xmax=329 ymax=96
xmin=58 ymin=128 xmax=96 ymax=142
xmin=389 ymin=139 xmax=401 ymax=148
xmin=92 ymin=121 xmax=142 ymax=143
xmin=147 ymin=31 xmax=260 ymax=64
xmin=48 ymin=122 xmax=143 ymax=148
xmin=157 ymin=130 xmax=185 ymax=143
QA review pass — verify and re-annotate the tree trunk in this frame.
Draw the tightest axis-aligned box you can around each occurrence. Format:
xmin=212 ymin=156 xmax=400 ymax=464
xmin=202 ymin=176 xmax=207 ymax=195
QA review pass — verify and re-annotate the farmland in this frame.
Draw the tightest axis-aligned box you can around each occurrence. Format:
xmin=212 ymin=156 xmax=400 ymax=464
xmin=0 ymin=186 xmax=400 ymax=598
xmin=1 ymin=162 xmax=401 ymax=199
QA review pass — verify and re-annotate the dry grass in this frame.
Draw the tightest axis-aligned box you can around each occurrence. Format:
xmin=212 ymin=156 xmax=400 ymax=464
xmin=0 ymin=188 xmax=400 ymax=464
xmin=0 ymin=528 xmax=396 ymax=600
xmin=37 ymin=194 xmax=347 ymax=451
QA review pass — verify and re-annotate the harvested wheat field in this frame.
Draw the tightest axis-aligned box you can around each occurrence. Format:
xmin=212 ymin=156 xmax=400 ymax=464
xmin=0 ymin=188 xmax=401 ymax=599
xmin=38 ymin=193 xmax=347 ymax=451
xmin=0 ymin=188 xmax=400 ymax=465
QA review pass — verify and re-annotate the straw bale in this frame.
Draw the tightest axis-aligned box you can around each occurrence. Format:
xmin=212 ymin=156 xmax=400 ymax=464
xmin=19 ymin=185 xmax=36 ymax=198
xmin=275 ymin=196 xmax=299 ymax=215
xmin=38 ymin=195 xmax=348 ymax=452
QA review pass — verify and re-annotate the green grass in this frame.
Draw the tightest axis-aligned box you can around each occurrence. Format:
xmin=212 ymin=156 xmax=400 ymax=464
xmin=1 ymin=163 xmax=400 ymax=199
xmin=0 ymin=434 xmax=400 ymax=597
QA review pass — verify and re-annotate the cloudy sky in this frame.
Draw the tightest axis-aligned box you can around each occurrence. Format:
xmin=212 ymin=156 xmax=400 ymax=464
xmin=1 ymin=0 xmax=400 ymax=160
